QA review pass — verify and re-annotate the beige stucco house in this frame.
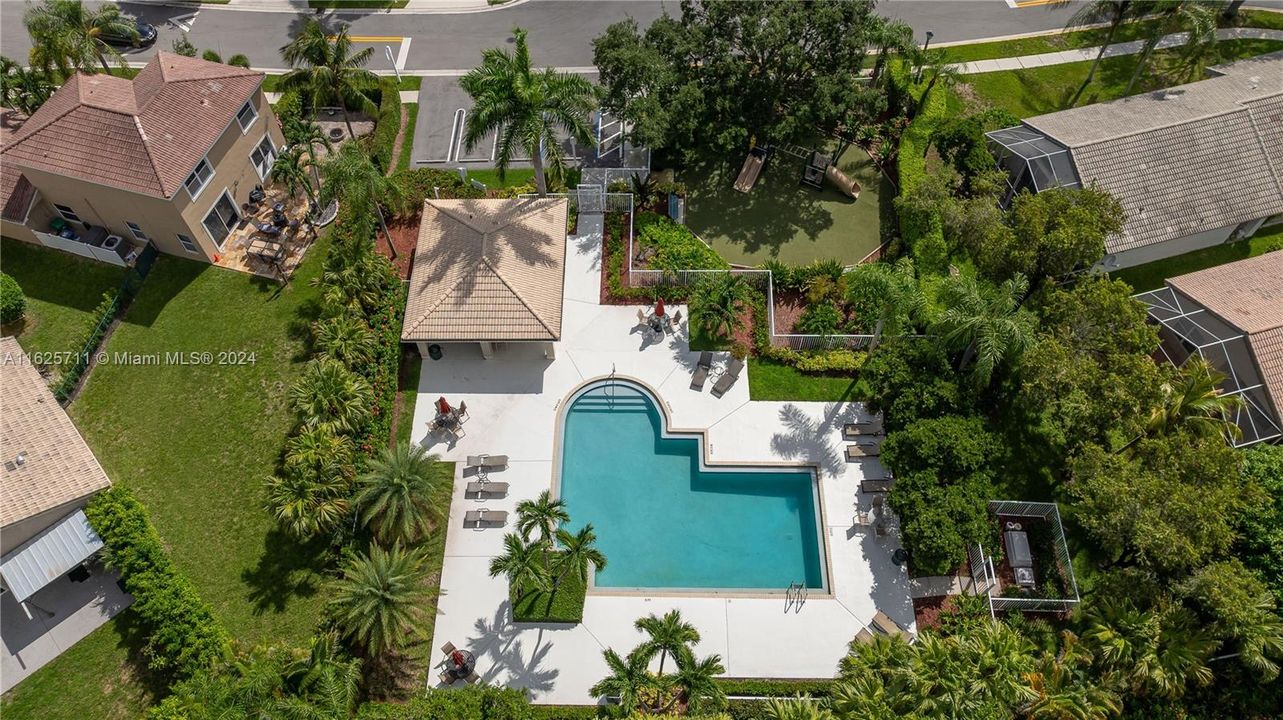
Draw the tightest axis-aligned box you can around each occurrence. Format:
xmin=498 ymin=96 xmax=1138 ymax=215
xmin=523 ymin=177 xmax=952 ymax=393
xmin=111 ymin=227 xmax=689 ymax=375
xmin=402 ymin=197 xmax=569 ymax=360
xmin=0 ymin=52 xmax=285 ymax=265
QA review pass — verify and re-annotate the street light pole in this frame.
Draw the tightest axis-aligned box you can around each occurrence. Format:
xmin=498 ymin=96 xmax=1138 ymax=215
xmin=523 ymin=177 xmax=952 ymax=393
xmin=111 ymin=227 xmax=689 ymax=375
xmin=915 ymin=31 xmax=935 ymax=84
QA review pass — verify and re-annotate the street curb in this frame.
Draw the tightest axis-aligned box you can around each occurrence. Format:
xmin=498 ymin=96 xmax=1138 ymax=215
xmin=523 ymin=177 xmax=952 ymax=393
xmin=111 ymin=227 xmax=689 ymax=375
xmin=129 ymin=0 xmax=533 ymax=15
xmin=932 ymin=5 xmax=1283 ymax=48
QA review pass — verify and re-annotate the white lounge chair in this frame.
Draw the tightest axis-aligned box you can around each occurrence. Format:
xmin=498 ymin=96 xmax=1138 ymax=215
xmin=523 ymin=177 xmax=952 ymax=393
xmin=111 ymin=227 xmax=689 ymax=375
xmin=466 ymin=455 xmax=508 ymax=470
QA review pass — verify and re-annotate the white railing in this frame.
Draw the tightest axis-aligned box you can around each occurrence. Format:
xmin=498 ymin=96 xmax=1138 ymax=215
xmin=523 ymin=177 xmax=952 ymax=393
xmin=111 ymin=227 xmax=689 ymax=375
xmin=969 ymin=501 xmax=1081 ymax=618
xmin=34 ymin=230 xmax=131 ymax=267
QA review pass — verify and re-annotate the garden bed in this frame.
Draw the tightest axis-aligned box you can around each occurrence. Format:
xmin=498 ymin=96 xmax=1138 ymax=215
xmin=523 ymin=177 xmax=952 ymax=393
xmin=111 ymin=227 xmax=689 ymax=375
xmin=510 ymin=560 xmax=588 ymax=624
xmin=379 ymin=215 xmax=420 ymax=280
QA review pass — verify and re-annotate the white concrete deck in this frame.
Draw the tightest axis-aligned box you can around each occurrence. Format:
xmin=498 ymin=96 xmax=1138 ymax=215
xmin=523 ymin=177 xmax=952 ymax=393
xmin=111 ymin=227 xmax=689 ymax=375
xmin=414 ymin=217 xmax=913 ymax=704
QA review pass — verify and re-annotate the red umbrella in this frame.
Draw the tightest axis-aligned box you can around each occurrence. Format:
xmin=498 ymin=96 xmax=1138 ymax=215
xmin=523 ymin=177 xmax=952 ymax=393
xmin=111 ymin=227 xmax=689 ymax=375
xmin=654 ymin=298 xmax=666 ymax=317
xmin=436 ymin=396 xmax=452 ymax=415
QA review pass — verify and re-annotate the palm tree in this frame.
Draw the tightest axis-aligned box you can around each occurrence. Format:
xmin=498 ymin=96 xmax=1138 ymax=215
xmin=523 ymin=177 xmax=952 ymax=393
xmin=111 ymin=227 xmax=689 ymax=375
xmin=846 ymin=258 xmax=922 ymax=350
xmin=915 ymin=51 xmax=961 ymax=118
xmin=933 ymin=272 xmax=1036 ymax=385
xmin=284 ymin=418 xmax=354 ymax=482
xmin=313 ymin=313 xmax=376 ymax=368
xmin=488 ymin=532 xmax=549 ymax=600
xmin=763 ymin=697 xmax=836 ymax=720
xmin=553 ymin=524 xmax=606 ymax=587
xmin=1145 ymin=357 xmax=1244 ymax=441
xmin=270 ymin=146 xmax=316 ymax=205
xmin=1084 ymin=598 xmax=1214 ymax=698
xmin=670 ymin=648 xmax=726 ymax=714
xmin=589 ymin=648 xmax=653 ymax=714
xmin=868 ymin=18 xmax=915 ymax=89
xmin=285 ymin=119 xmax=334 ymax=200
xmin=354 ymin=442 xmax=443 ymax=546
xmin=264 ymin=472 xmax=348 ymax=539
xmin=692 ymin=273 xmax=750 ymax=341
xmin=1124 ymin=1 xmax=1217 ymax=96
xmin=328 ymin=544 xmax=431 ymax=657
xmin=319 ymin=142 xmax=405 ymax=255
xmin=279 ymin=19 xmax=378 ymax=138
xmin=516 ymin=489 xmax=570 ymax=548
xmin=24 ymin=0 xmax=137 ymax=75
xmin=0 ymin=57 xmax=55 ymax=115
xmin=635 ymin=609 xmax=701 ymax=676
xmin=289 ymin=357 xmax=374 ymax=433
xmin=459 ymin=27 xmax=596 ymax=196
xmin=228 ymin=54 xmax=251 ymax=69
xmin=1020 ymin=631 xmax=1121 ymax=720
xmin=1056 ymin=1 xmax=1136 ymax=105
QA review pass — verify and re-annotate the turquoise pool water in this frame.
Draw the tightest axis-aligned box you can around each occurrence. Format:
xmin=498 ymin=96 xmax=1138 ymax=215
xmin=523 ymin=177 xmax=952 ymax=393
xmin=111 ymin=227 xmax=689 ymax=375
xmin=558 ymin=380 xmax=825 ymax=591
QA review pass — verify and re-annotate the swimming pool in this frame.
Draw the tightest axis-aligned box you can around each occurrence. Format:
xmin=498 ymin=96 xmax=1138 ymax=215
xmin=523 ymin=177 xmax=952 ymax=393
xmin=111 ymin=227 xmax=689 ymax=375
xmin=557 ymin=379 xmax=826 ymax=592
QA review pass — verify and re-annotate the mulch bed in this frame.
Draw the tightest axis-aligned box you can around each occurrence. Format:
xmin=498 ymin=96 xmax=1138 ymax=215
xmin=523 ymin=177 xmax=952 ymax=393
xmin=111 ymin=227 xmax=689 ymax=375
xmin=913 ymin=594 xmax=960 ymax=632
xmin=378 ymin=214 xmax=420 ymax=279
xmin=771 ymin=289 xmax=806 ymax=335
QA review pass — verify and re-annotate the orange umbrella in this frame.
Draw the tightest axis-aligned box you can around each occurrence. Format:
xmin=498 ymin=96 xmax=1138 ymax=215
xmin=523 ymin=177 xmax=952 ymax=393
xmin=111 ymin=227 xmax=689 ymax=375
xmin=436 ymin=396 xmax=451 ymax=414
xmin=655 ymin=298 xmax=666 ymax=317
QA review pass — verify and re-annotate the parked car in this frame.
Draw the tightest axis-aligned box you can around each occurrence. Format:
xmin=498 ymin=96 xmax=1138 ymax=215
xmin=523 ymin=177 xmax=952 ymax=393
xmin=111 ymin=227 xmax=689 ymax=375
xmin=100 ymin=20 xmax=157 ymax=48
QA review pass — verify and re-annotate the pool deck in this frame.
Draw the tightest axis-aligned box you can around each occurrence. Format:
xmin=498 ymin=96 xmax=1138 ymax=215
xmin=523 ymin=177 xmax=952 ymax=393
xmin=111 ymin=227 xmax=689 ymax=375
xmin=414 ymin=217 xmax=913 ymax=704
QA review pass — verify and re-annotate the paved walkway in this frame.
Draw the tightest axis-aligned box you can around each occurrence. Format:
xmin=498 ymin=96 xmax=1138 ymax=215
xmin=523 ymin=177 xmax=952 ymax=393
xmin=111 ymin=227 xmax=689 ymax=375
xmin=908 ymin=574 xmax=975 ymax=599
xmin=215 ymin=0 xmax=527 ymax=13
xmin=958 ymin=27 xmax=1283 ymax=74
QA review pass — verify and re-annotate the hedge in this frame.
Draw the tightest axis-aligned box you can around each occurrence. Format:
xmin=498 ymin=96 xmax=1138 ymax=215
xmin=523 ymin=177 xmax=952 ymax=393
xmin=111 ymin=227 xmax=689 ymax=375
xmin=0 ymin=271 xmax=25 ymax=324
xmin=357 ymin=685 xmax=531 ymax=719
xmin=85 ymin=486 xmax=230 ymax=679
xmin=390 ymin=167 xmax=486 ymax=211
xmin=716 ymin=678 xmax=833 ymax=697
xmin=893 ymin=64 xmax=950 ymax=275
xmin=370 ymin=76 xmax=403 ymax=173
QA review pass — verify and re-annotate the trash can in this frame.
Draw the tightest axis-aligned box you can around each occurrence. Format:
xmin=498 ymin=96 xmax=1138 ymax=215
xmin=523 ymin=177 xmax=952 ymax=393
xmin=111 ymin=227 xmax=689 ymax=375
xmin=427 ymin=344 xmax=443 ymax=361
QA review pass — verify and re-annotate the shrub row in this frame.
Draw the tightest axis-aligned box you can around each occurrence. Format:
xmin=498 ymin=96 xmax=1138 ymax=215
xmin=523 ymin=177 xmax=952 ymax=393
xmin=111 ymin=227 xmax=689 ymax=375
xmin=369 ymin=77 xmax=403 ymax=174
xmin=52 ymin=291 xmax=119 ymax=401
xmin=390 ymin=167 xmax=486 ymax=212
xmin=85 ymin=486 xmax=230 ymax=679
xmin=356 ymin=685 xmax=530 ymax=719
xmin=893 ymin=67 xmax=949 ymax=275
xmin=0 ymin=271 xmax=24 ymax=324
xmin=634 ymin=212 xmax=728 ymax=274
xmin=716 ymin=677 xmax=833 ymax=697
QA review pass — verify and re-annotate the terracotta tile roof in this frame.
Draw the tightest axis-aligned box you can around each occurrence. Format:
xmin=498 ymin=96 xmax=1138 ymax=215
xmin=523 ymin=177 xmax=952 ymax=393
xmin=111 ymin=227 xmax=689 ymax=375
xmin=0 ymin=53 xmax=262 ymax=199
xmin=1252 ymin=325 xmax=1283 ymax=422
xmin=0 ymin=109 xmax=35 ymax=222
xmin=402 ymin=198 xmax=568 ymax=342
xmin=0 ymin=336 xmax=112 ymax=528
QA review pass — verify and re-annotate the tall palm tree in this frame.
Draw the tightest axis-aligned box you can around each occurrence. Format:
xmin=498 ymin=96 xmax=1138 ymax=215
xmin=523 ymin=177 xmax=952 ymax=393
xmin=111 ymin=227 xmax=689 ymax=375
xmin=285 ymin=119 xmax=334 ymax=199
xmin=1057 ymin=1 xmax=1136 ymax=105
xmin=915 ymin=51 xmax=961 ymax=117
xmin=488 ymin=532 xmax=550 ymax=600
xmin=270 ymin=146 xmax=316 ymax=205
xmin=0 ymin=56 xmax=55 ymax=115
xmin=516 ymin=489 xmax=570 ymax=548
xmin=589 ymin=648 xmax=653 ymax=714
xmin=23 ymin=0 xmax=137 ymax=75
xmin=327 ymin=544 xmax=431 ymax=657
xmin=319 ymin=142 xmax=405 ymax=255
xmin=933 ymin=272 xmax=1036 ymax=385
xmin=1084 ymin=598 xmax=1214 ymax=699
xmin=670 ymin=648 xmax=726 ymax=714
xmin=354 ymin=442 xmax=443 ymax=546
xmin=1145 ymin=356 xmax=1244 ymax=441
xmin=693 ymin=273 xmax=750 ymax=341
xmin=868 ymin=18 xmax=915 ymax=89
xmin=313 ymin=313 xmax=376 ymax=368
xmin=1124 ymin=0 xmax=1217 ymax=96
xmin=635 ymin=609 xmax=701 ymax=676
xmin=279 ymin=19 xmax=378 ymax=138
xmin=289 ymin=357 xmax=374 ymax=434
xmin=553 ymin=524 xmax=606 ymax=588
xmin=459 ymin=27 xmax=596 ymax=196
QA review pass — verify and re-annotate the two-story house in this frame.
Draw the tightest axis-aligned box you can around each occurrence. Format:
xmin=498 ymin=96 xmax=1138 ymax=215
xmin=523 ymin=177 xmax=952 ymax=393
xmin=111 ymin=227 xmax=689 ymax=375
xmin=0 ymin=52 xmax=285 ymax=266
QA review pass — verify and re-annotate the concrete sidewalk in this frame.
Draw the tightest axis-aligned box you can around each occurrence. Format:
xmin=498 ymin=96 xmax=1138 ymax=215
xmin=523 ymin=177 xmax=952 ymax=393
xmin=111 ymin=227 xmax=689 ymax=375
xmin=214 ymin=0 xmax=528 ymax=13
xmin=957 ymin=26 xmax=1283 ymax=74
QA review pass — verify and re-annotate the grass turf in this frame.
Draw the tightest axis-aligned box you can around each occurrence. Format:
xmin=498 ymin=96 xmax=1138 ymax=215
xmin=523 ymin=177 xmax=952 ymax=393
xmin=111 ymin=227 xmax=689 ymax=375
xmin=464 ymin=168 xmax=537 ymax=189
xmin=308 ymin=1 xmax=410 ymax=9
xmin=510 ymin=559 xmax=588 ymax=624
xmin=681 ymin=146 xmax=888 ymax=266
xmin=396 ymin=351 xmax=423 ymax=447
xmin=397 ymin=103 xmax=419 ymax=172
xmin=747 ymin=359 xmax=866 ymax=402
xmin=963 ymin=39 xmax=1283 ymax=118
xmin=0 ymin=237 xmax=126 ymax=371
xmin=1110 ymin=226 xmax=1283 ymax=292
xmin=68 ymin=237 xmax=333 ymax=650
xmin=261 ymin=75 xmax=421 ymax=93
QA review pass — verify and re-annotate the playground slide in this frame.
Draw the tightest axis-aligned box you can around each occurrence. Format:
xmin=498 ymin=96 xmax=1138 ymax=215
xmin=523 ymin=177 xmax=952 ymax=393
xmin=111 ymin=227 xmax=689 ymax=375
xmin=733 ymin=148 xmax=767 ymax=193
xmin=825 ymin=164 xmax=861 ymax=199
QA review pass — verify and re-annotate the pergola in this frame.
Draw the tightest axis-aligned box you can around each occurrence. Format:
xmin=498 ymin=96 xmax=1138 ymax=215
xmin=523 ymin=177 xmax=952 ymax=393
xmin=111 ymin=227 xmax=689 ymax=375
xmin=986 ymin=126 xmax=1081 ymax=206
xmin=1135 ymin=285 xmax=1282 ymax=446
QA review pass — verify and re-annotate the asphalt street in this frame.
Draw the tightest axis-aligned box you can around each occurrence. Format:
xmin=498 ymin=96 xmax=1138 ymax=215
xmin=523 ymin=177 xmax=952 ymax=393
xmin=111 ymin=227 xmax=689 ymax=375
xmin=1 ymin=1 xmax=1089 ymax=74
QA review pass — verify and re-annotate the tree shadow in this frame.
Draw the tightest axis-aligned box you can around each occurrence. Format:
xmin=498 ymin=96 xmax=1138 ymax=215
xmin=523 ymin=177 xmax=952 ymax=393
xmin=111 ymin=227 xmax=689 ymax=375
xmin=108 ymin=607 xmax=172 ymax=702
xmin=240 ymin=528 xmax=328 ymax=616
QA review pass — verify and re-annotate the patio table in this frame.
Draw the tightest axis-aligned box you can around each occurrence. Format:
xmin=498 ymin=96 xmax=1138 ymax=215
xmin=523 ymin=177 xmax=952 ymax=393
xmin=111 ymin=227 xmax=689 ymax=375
xmin=248 ymin=238 xmax=285 ymax=261
xmin=445 ymin=649 xmax=476 ymax=680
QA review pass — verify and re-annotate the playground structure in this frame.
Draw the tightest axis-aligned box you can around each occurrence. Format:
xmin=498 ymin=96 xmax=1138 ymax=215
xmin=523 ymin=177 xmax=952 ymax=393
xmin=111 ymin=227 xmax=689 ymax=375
xmin=734 ymin=146 xmax=769 ymax=193
xmin=735 ymin=141 xmax=861 ymax=199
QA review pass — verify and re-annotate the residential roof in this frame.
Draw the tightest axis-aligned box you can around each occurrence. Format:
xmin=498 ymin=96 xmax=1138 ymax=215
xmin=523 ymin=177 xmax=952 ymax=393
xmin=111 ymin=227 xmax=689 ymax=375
xmin=1020 ymin=53 xmax=1283 ymax=255
xmin=402 ymin=198 xmax=568 ymax=342
xmin=1166 ymin=251 xmax=1283 ymax=421
xmin=0 ymin=336 xmax=112 ymax=529
xmin=0 ymin=509 xmax=104 ymax=603
xmin=0 ymin=52 xmax=263 ymax=199
xmin=0 ymin=109 xmax=35 ymax=222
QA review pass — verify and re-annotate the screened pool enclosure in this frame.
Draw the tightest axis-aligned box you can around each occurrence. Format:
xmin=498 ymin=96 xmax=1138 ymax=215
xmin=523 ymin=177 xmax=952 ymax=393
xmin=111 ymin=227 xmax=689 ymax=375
xmin=986 ymin=126 xmax=1082 ymax=206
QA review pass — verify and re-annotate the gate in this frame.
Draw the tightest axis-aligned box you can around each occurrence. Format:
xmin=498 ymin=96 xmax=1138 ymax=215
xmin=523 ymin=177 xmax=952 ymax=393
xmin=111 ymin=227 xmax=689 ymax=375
xmin=576 ymin=183 xmax=605 ymax=215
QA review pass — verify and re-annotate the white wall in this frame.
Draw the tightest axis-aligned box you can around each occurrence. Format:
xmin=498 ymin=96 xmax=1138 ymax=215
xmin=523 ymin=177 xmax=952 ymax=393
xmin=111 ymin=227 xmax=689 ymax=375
xmin=1101 ymin=223 xmax=1238 ymax=270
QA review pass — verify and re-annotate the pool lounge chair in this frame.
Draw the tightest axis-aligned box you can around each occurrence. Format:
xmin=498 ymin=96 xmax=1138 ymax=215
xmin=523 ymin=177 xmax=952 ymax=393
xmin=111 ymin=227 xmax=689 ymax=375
xmin=861 ymin=479 xmax=893 ymax=493
xmin=854 ymin=628 xmax=875 ymax=645
xmin=710 ymin=357 xmax=745 ymax=398
xmin=846 ymin=444 xmax=878 ymax=461
xmin=465 ymin=481 xmax=509 ymax=498
xmin=843 ymin=422 xmax=884 ymax=439
xmin=466 ymin=455 xmax=508 ymax=470
xmin=871 ymin=610 xmax=912 ymax=640
xmin=690 ymin=351 xmax=714 ymax=390
xmin=463 ymin=509 xmax=508 ymax=528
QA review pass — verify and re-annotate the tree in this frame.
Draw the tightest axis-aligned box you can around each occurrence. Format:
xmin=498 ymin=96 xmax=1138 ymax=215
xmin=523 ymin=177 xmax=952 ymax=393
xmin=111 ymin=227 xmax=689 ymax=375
xmin=24 ymin=0 xmax=137 ymax=75
xmin=1020 ymin=630 xmax=1121 ymax=720
xmin=516 ymin=489 xmax=570 ymax=549
xmin=270 ymin=146 xmax=317 ymax=206
xmin=313 ymin=312 xmax=376 ymax=368
xmin=670 ymin=648 xmax=726 ymax=714
xmin=1125 ymin=1 xmax=1217 ymax=96
xmin=286 ymin=119 xmax=334 ymax=197
xmin=914 ymin=51 xmax=961 ymax=119
xmin=279 ymin=19 xmax=378 ymax=138
xmin=460 ymin=27 xmax=595 ymax=196
xmin=488 ymin=532 xmax=549 ymax=600
xmin=354 ymin=442 xmax=444 ymax=546
xmin=227 ymin=54 xmax=251 ymax=69
xmin=1059 ymin=1 xmax=1137 ymax=105
xmin=1234 ymin=445 xmax=1283 ymax=607
xmin=692 ymin=272 xmax=751 ymax=340
xmin=172 ymin=33 xmax=197 ymax=58
xmin=1179 ymin=559 xmax=1283 ymax=682
xmin=553 ymin=524 xmax=606 ymax=587
xmin=1084 ymin=597 xmax=1214 ymax=698
xmin=845 ymin=259 xmax=923 ymax=349
xmin=868 ymin=18 xmax=915 ymax=89
xmin=1144 ymin=357 xmax=1244 ymax=442
xmin=763 ymin=698 xmax=835 ymax=720
xmin=319 ymin=142 xmax=405 ymax=254
xmin=288 ymin=357 xmax=374 ymax=434
xmin=634 ymin=609 xmax=701 ymax=676
xmin=328 ymin=544 xmax=431 ymax=657
xmin=861 ymin=338 xmax=966 ymax=433
xmin=979 ymin=187 xmax=1125 ymax=285
xmin=0 ymin=57 xmax=55 ymax=115
xmin=264 ymin=470 xmax=348 ymax=540
xmin=933 ymin=273 xmax=1036 ymax=385
xmin=589 ymin=648 xmax=652 ymax=714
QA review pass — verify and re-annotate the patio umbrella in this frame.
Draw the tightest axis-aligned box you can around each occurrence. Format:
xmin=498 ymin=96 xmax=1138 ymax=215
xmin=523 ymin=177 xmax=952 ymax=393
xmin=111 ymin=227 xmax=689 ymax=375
xmin=654 ymin=298 xmax=666 ymax=317
xmin=436 ymin=396 xmax=452 ymax=415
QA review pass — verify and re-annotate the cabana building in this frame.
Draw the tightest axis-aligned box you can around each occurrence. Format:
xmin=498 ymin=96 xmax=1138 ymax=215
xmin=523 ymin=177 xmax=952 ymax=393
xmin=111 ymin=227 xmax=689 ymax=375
xmin=987 ymin=52 xmax=1283 ymax=270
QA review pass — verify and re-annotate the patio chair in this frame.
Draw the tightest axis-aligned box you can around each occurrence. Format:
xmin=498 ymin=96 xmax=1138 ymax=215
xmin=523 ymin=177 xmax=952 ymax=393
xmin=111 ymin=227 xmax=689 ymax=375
xmin=690 ymin=351 xmax=714 ymax=390
xmin=465 ymin=671 xmax=481 ymax=685
xmin=710 ymin=357 xmax=745 ymax=398
xmin=672 ymin=309 xmax=683 ymax=327
xmin=440 ymin=641 xmax=457 ymax=655
xmin=861 ymin=479 xmax=893 ymax=493
xmin=871 ymin=610 xmax=911 ymax=640
xmin=855 ymin=628 xmax=875 ymax=645
xmin=843 ymin=422 xmax=884 ymax=439
xmin=637 ymin=309 xmax=647 ymax=326
xmin=456 ymin=401 xmax=469 ymax=422
xmin=439 ymin=671 xmax=455 ymax=685
xmin=464 ymin=509 xmax=508 ymax=528
xmin=466 ymin=455 xmax=508 ymax=470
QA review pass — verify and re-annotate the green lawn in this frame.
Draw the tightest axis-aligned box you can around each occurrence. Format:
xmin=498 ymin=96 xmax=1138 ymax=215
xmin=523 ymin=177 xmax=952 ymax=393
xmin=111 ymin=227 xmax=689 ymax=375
xmin=68 ymin=239 xmax=333 ymax=650
xmin=511 ymin=558 xmax=588 ymax=624
xmin=397 ymin=103 xmax=419 ymax=171
xmin=262 ymin=75 xmax=421 ymax=93
xmin=0 ymin=610 xmax=157 ymax=720
xmin=681 ymin=146 xmax=888 ymax=266
xmin=1110 ymin=226 xmax=1283 ymax=292
xmin=0 ymin=238 xmax=126 ymax=376
xmin=396 ymin=350 xmax=422 ymax=447
xmin=412 ymin=460 xmax=456 ymax=665
xmin=464 ymin=167 xmax=537 ymax=189
xmin=963 ymin=39 xmax=1283 ymax=118
xmin=747 ymin=359 xmax=866 ymax=402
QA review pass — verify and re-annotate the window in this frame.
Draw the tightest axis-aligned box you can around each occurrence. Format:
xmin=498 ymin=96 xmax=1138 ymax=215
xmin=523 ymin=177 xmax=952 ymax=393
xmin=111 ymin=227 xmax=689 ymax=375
xmin=176 ymin=233 xmax=199 ymax=254
xmin=201 ymin=191 xmax=240 ymax=248
xmin=235 ymin=101 xmax=258 ymax=133
xmin=250 ymin=136 xmax=277 ymax=180
xmin=54 ymin=203 xmax=82 ymax=224
xmin=125 ymin=221 xmax=148 ymax=242
xmin=184 ymin=158 xmax=214 ymax=201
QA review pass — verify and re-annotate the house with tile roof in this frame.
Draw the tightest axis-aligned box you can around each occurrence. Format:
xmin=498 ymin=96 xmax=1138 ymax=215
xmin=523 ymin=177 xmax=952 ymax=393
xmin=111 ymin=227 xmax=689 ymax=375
xmin=402 ymin=197 xmax=569 ymax=360
xmin=986 ymin=51 xmax=1283 ymax=270
xmin=1135 ymin=251 xmax=1283 ymax=447
xmin=0 ymin=52 xmax=284 ymax=265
